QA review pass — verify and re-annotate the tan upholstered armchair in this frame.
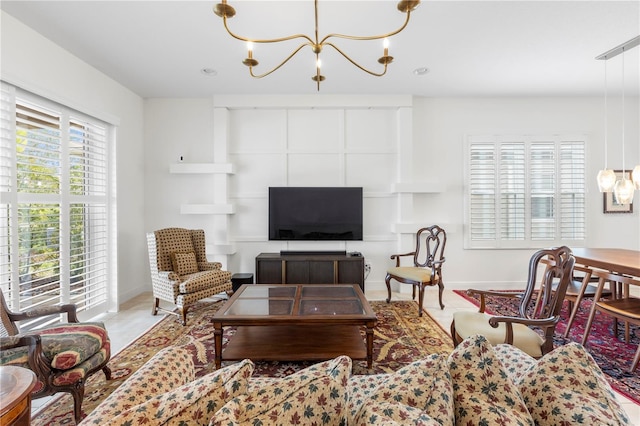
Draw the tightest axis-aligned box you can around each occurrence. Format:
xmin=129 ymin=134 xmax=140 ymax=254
xmin=146 ymin=228 xmax=232 ymax=326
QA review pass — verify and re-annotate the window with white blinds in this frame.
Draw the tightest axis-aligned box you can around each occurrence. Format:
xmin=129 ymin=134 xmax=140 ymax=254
xmin=465 ymin=135 xmax=585 ymax=249
xmin=0 ymin=82 xmax=111 ymax=328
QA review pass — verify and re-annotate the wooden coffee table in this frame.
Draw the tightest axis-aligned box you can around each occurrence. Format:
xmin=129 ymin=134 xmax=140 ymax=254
xmin=212 ymin=284 xmax=377 ymax=369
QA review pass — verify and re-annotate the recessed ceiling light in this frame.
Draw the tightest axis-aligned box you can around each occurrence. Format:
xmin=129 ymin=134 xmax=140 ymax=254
xmin=201 ymin=68 xmax=218 ymax=76
xmin=413 ymin=67 xmax=429 ymax=76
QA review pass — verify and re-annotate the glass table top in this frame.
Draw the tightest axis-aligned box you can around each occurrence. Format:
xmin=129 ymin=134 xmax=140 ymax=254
xmin=222 ymin=285 xmax=366 ymax=317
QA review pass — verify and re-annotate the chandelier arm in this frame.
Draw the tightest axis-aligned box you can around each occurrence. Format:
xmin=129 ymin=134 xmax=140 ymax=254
xmin=319 ymin=11 xmax=412 ymax=45
xmin=324 ymin=43 xmax=389 ymax=77
xmin=247 ymin=43 xmax=311 ymax=79
xmin=222 ymin=16 xmax=314 ymax=45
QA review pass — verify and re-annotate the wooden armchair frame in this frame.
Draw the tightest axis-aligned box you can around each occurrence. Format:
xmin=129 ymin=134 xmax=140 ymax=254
xmin=450 ymin=246 xmax=575 ymax=357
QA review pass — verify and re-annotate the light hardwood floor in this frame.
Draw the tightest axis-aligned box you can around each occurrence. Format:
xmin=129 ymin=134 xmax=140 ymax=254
xmin=32 ymin=289 xmax=639 ymax=424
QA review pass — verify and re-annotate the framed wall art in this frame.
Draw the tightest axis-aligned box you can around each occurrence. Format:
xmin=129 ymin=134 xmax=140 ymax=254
xmin=603 ymin=170 xmax=634 ymax=214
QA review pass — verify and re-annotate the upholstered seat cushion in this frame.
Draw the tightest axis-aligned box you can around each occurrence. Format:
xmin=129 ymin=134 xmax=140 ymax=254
xmin=0 ymin=322 xmax=109 ymax=370
xmin=451 ymin=311 xmax=545 ymax=357
xmin=178 ymin=270 xmax=232 ymax=294
xmin=386 ymin=266 xmax=436 ymax=283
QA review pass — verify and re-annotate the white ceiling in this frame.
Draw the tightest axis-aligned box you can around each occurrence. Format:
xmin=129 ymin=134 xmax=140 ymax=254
xmin=2 ymin=0 xmax=639 ymax=99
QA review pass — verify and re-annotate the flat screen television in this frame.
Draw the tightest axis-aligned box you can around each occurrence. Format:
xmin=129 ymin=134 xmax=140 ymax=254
xmin=269 ymin=187 xmax=363 ymax=241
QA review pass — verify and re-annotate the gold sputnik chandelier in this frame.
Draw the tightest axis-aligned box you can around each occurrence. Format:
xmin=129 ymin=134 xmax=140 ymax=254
xmin=213 ymin=0 xmax=421 ymax=90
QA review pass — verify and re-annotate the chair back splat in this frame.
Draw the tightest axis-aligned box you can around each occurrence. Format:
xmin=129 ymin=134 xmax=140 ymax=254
xmin=521 ymin=248 xmax=574 ymax=321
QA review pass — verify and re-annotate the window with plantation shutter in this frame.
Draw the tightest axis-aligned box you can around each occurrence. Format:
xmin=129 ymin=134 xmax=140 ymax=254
xmin=0 ymin=82 xmax=111 ymax=328
xmin=465 ymin=134 xmax=585 ymax=249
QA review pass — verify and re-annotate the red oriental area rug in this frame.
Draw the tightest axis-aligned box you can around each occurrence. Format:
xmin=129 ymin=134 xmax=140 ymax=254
xmin=454 ymin=289 xmax=640 ymax=405
xmin=31 ymin=300 xmax=453 ymax=425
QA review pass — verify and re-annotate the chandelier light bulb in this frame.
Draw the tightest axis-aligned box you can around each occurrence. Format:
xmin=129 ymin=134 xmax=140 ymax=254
xmin=597 ymin=169 xmax=616 ymax=192
xmin=614 ymin=178 xmax=635 ymax=205
xmin=246 ymin=41 xmax=253 ymax=53
xmin=316 ymin=58 xmax=322 ymax=69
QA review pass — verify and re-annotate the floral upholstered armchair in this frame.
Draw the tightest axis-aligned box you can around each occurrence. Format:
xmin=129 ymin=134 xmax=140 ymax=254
xmin=146 ymin=228 xmax=232 ymax=326
xmin=0 ymin=290 xmax=111 ymax=423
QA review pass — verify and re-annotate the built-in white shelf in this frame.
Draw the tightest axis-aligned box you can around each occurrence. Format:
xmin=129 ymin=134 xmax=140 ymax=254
xmin=206 ymin=244 xmax=236 ymax=255
xmin=392 ymin=223 xmax=455 ymax=234
xmin=391 ymin=182 xmax=443 ymax=193
xmin=180 ymin=204 xmax=235 ymax=215
xmin=170 ymin=163 xmax=234 ymax=174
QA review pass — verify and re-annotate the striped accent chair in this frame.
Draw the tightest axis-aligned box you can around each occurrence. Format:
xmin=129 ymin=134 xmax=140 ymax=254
xmin=147 ymin=228 xmax=232 ymax=326
xmin=0 ymin=290 xmax=111 ymax=423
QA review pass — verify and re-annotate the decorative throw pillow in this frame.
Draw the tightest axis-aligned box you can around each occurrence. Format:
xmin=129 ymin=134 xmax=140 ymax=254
xmin=350 ymin=353 xmax=454 ymax=426
xmin=515 ymin=342 xmax=630 ymax=425
xmin=104 ymin=358 xmax=254 ymax=426
xmin=211 ymin=355 xmax=352 ymax=426
xmin=171 ymin=251 xmax=199 ymax=276
xmin=82 ymin=346 xmax=195 ymax=425
xmin=447 ymin=335 xmax=534 ymax=426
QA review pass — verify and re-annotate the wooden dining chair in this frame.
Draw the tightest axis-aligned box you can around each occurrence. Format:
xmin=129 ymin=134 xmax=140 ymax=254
xmin=581 ymin=269 xmax=640 ymax=372
xmin=385 ymin=225 xmax=446 ymax=316
xmin=561 ymin=265 xmax=612 ymax=337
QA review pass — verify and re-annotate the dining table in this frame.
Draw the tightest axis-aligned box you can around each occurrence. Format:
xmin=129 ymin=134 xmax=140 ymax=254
xmin=570 ymin=247 xmax=640 ymax=278
xmin=561 ymin=247 xmax=639 ymax=338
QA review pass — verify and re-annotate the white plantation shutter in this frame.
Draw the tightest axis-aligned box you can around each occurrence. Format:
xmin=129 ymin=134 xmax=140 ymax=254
xmin=0 ymin=83 xmax=15 ymax=313
xmin=559 ymin=141 xmax=586 ymax=240
xmin=468 ymin=143 xmax=496 ymax=241
xmin=530 ymin=142 xmax=555 ymax=241
xmin=0 ymin=82 xmax=111 ymax=327
xmin=465 ymin=135 xmax=586 ymax=249
xmin=499 ymin=142 xmax=525 ymax=240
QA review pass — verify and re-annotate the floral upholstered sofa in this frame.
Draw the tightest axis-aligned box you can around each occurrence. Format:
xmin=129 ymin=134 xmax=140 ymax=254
xmin=80 ymin=335 xmax=630 ymax=426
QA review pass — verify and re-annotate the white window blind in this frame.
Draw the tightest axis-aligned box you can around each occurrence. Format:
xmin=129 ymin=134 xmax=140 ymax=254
xmin=465 ymin=134 xmax=586 ymax=249
xmin=0 ymin=82 xmax=111 ymax=328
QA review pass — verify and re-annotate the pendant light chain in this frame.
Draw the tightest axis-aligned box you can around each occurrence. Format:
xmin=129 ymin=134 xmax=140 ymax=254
xmin=604 ymin=60 xmax=608 ymax=169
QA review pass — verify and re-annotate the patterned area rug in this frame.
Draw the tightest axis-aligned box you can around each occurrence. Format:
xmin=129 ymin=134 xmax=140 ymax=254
xmin=32 ymin=299 xmax=452 ymax=425
xmin=454 ymin=289 xmax=640 ymax=405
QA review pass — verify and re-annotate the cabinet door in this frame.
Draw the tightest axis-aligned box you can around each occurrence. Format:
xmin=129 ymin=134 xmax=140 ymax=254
xmin=308 ymin=261 xmax=335 ymax=284
xmin=338 ymin=259 xmax=364 ymax=289
xmin=256 ymin=260 xmax=283 ymax=283
xmin=284 ymin=260 xmax=309 ymax=283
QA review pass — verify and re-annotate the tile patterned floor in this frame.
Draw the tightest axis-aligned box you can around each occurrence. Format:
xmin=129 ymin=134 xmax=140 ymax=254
xmin=31 ymin=289 xmax=639 ymax=424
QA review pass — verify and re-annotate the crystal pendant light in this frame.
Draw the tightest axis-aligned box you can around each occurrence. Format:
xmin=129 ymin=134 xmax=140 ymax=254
xmin=633 ymin=165 xmax=640 ymax=189
xmin=597 ymin=59 xmax=616 ymax=192
xmin=613 ymin=48 xmax=634 ymax=205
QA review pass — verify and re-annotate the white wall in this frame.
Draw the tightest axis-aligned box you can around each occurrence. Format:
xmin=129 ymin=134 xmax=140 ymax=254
xmin=142 ymin=95 xmax=640 ymax=293
xmin=1 ymin=11 xmax=147 ymax=307
xmin=413 ymin=97 xmax=640 ymax=288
